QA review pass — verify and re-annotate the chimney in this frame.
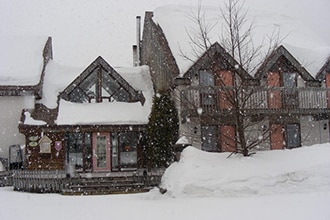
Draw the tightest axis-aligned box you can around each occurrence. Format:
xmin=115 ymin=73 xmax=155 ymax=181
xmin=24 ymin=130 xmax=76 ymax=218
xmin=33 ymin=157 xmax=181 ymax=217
xmin=136 ymin=16 xmax=141 ymax=66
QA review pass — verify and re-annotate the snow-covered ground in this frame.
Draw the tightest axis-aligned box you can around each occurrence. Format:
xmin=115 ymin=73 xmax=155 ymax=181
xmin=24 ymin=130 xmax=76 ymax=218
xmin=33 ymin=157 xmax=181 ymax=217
xmin=1 ymin=143 xmax=329 ymax=220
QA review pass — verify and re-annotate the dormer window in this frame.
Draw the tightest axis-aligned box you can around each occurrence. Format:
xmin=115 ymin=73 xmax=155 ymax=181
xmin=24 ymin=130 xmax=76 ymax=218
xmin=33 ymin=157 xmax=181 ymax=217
xmin=60 ymin=57 xmax=145 ymax=105
xmin=68 ymin=70 xmax=130 ymax=103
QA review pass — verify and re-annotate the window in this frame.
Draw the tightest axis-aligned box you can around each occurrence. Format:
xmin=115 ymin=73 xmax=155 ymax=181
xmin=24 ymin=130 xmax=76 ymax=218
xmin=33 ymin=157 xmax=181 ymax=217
xmin=111 ymin=132 xmax=139 ymax=171
xmin=68 ymin=68 xmax=130 ymax=103
xmin=286 ymin=124 xmax=301 ymax=149
xmin=283 ymin=72 xmax=296 ymax=89
xmin=200 ymin=71 xmax=216 ymax=112
xmin=201 ymin=126 xmax=218 ymax=152
xmin=65 ymin=133 xmax=92 ymax=170
xmin=200 ymin=70 xmax=214 ymax=86
xmin=119 ymin=132 xmax=138 ymax=169
xmin=283 ymin=72 xmax=298 ymax=107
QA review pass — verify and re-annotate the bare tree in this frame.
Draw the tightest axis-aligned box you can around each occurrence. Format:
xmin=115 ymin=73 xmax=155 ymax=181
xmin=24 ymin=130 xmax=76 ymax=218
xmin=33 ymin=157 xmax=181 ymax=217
xmin=180 ymin=0 xmax=282 ymax=156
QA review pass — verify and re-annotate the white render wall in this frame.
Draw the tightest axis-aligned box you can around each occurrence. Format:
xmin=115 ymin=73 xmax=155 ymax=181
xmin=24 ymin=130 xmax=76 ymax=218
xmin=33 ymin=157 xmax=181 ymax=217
xmin=0 ymin=96 xmax=34 ymax=158
xmin=173 ymin=85 xmax=202 ymax=150
xmin=245 ymin=120 xmax=270 ymax=151
xmin=300 ymin=116 xmax=330 ymax=146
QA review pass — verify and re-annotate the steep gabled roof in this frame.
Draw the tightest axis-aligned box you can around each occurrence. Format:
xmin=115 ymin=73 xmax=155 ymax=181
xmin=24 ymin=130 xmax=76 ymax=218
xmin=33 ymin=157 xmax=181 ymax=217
xmin=153 ymin=5 xmax=330 ymax=78
xmin=255 ymin=45 xmax=315 ymax=82
xmin=60 ymin=56 xmax=145 ymax=104
xmin=0 ymin=36 xmax=52 ymax=98
xmin=183 ymin=42 xmax=254 ymax=81
xmin=316 ymin=57 xmax=330 ymax=81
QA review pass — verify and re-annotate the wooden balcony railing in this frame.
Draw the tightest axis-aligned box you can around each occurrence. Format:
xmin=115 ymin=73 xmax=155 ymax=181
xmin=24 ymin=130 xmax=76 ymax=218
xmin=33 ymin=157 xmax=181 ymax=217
xmin=181 ymin=86 xmax=330 ymax=117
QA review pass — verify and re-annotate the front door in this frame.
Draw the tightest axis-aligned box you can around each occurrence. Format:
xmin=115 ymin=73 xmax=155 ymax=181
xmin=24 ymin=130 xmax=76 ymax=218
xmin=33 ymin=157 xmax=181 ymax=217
xmin=93 ymin=132 xmax=111 ymax=171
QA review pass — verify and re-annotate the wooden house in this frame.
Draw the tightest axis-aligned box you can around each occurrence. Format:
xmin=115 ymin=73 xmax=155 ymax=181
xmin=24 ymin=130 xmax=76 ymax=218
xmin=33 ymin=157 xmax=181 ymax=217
xmin=19 ymin=56 xmax=154 ymax=173
xmin=140 ymin=6 xmax=330 ymax=152
xmin=0 ymin=36 xmax=52 ymax=160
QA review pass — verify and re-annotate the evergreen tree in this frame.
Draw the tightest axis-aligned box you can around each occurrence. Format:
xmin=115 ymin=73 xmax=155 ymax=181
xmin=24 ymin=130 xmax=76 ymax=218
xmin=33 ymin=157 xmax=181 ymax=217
xmin=146 ymin=91 xmax=179 ymax=168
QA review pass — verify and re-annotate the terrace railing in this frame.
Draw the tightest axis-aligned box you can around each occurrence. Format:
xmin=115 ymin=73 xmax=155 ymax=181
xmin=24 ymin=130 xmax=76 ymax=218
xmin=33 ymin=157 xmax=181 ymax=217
xmin=181 ymin=86 xmax=330 ymax=117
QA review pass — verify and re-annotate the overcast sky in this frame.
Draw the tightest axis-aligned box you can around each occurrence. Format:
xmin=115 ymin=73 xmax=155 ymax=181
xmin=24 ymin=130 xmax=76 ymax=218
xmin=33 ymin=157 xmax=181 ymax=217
xmin=1 ymin=0 xmax=329 ymax=68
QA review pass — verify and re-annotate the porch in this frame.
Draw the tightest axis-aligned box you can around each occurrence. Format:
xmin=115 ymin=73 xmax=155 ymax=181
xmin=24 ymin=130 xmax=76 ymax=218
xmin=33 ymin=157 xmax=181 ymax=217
xmin=181 ymin=86 xmax=330 ymax=118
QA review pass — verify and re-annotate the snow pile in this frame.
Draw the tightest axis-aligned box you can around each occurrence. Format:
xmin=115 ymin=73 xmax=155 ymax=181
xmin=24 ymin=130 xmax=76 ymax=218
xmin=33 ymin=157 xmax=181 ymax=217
xmin=161 ymin=144 xmax=330 ymax=198
xmin=0 ymin=144 xmax=330 ymax=220
xmin=0 ymin=35 xmax=48 ymax=85
xmin=23 ymin=112 xmax=46 ymax=126
xmin=175 ymin=136 xmax=190 ymax=145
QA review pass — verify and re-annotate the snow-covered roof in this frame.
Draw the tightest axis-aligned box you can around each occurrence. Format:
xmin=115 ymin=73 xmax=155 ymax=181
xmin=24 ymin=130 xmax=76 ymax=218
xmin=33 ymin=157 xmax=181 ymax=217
xmin=31 ymin=59 xmax=154 ymax=126
xmin=38 ymin=60 xmax=84 ymax=109
xmin=153 ymin=4 xmax=330 ymax=77
xmin=0 ymin=35 xmax=48 ymax=86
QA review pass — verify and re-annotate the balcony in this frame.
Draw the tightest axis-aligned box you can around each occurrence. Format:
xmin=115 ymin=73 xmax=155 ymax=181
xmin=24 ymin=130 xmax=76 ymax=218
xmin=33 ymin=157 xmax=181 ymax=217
xmin=180 ymin=86 xmax=330 ymax=118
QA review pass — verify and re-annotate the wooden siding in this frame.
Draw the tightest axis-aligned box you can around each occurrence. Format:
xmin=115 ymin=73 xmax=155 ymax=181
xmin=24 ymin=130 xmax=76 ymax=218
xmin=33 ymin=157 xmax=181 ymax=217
xmin=20 ymin=124 xmax=148 ymax=171
xmin=29 ymin=104 xmax=58 ymax=125
xmin=141 ymin=12 xmax=179 ymax=92
xmin=25 ymin=132 xmax=65 ymax=170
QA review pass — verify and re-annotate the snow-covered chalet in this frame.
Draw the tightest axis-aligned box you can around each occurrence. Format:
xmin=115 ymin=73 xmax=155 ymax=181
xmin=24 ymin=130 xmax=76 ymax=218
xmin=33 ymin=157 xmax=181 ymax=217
xmin=18 ymin=53 xmax=153 ymax=172
xmin=140 ymin=6 xmax=330 ymax=152
xmin=1 ymin=4 xmax=330 ymax=194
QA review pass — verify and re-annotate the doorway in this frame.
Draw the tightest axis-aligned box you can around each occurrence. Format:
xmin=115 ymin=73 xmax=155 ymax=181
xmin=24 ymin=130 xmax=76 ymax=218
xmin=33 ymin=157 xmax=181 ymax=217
xmin=92 ymin=132 xmax=111 ymax=172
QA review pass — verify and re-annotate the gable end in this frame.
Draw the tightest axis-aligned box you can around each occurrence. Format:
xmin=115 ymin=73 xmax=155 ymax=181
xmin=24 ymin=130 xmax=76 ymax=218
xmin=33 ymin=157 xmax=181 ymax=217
xmin=60 ymin=56 xmax=145 ymax=104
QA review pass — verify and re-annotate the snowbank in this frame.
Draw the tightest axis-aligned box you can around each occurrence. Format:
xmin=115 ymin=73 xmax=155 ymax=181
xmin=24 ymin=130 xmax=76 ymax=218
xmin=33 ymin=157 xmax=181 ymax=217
xmin=161 ymin=143 xmax=330 ymax=198
xmin=1 ymin=144 xmax=330 ymax=220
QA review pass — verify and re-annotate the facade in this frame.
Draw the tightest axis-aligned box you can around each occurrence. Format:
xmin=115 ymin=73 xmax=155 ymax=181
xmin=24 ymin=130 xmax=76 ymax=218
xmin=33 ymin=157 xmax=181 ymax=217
xmin=19 ymin=56 xmax=154 ymax=173
xmin=140 ymin=8 xmax=330 ymax=152
xmin=1 ymin=6 xmax=329 ymax=173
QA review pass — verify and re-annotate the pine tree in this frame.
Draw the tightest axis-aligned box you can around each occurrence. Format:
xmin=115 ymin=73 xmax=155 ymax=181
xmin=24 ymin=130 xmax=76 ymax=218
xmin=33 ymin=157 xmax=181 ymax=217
xmin=146 ymin=91 xmax=179 ymax=168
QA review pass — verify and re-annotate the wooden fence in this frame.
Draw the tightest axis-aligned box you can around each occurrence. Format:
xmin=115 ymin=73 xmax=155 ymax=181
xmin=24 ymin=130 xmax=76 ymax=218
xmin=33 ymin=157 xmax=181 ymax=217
xmin=1 ymin=169 xmax=163 ymax=194
xmin=12 ymin=170 xmax=68 ymax=193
